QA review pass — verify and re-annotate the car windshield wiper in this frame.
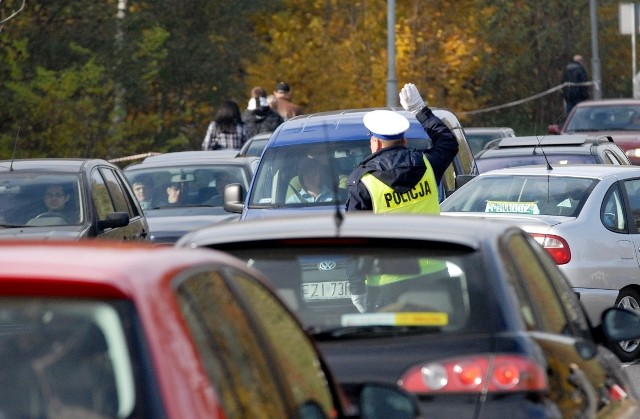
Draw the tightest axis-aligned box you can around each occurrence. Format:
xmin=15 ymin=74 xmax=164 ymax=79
xmin=307 ymin=325 xmax=439 ymax=340
xmin=0 ymin=223 xmax=25 ymax=228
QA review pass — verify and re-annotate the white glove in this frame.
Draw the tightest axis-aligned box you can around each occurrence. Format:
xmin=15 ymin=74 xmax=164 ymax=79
xmin=350 ymin=293 xmax=367 ymax=313
xmin=399 ymin=83 xmax=426 ymax=115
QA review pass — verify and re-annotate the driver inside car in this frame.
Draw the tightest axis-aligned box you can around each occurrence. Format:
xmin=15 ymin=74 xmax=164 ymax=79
xmin=27 ymin=184 xmax=74 ymax=225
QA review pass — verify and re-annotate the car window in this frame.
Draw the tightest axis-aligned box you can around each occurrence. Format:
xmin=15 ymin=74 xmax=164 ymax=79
xmin=0 ymin=298 xmax=152 ymax=418
xmin=441 ymin=175 xmax=595 ymax=217
xmin=603 ymin=149 xmax=626 ymax=165
xmin=601 ymin=184 xmax=627 ymax=233
xmin=233 ymin=272 xmax=336 ymax=418
xmin=100 ymin=167 xmax=136 ymax=216
xmin=476 ymin=154 xmax=597 ymax=173
xmin=0 ymin=173 xmax=83 ymax=226
xmin=623 ymin=179 xmax=640 ymax=230
xmin=91 ymin=169 xmax=117 ymax=219
xmin=175 ymin=269 xmax=289 ymax=418
xmin=249 ymin=140 xmax=429 ymax=208
xmin=126 ymin=165 xmax=251 ymax=207
xmin=504 ymin=233 xmax=571 ymax=335
xmin=566 ymin=106 xmax=640 ymax=131
xmin=221 ymin=244 xmax=491 ymax=336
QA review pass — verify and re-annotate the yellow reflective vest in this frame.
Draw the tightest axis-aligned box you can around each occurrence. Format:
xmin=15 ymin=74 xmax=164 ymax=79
xmin=360 ymin=155 xmax=440 ymax=214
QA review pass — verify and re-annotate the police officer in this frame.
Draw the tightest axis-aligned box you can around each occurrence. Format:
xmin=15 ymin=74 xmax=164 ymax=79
xmin=345 ymin=83 xmax=458 ymax=213
xmin=346 ymin=83 xmax=458 ymax=312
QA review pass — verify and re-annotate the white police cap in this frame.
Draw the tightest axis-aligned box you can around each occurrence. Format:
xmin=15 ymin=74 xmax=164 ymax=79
xmin=363 ymin=110 xmax=410 ymax=140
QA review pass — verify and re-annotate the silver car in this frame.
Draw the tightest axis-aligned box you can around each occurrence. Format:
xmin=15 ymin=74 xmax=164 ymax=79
xmin=441 ymin=164 xmax=640 ymax=362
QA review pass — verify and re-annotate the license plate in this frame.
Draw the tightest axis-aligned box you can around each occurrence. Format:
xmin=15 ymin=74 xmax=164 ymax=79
xmin=302 ymin=281 xmax=351 ymax=300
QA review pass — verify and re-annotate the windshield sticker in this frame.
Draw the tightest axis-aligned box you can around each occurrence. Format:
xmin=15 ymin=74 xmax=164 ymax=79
xmin=341 ymin=312 xmax=448 ymax=327
xmin=485 ymin=200 xmax=540 ymax=214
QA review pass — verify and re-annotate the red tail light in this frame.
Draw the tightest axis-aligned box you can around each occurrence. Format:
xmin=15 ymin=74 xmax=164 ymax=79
xmin=398 ymin=354 xmax=547 ymax=394
xmin=529 ymin=233 xmax=571 ymax=265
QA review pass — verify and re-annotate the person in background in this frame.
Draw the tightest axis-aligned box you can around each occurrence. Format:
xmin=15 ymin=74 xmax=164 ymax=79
xmin=132 ymin=179 xmax=153 ymax=209
xmin=345 ymin=83 xmax=458 ymax=312
xmin=202 ymin=100 xmax=247 ymax=150
xmin=273 ymin=81 xmax=303 ymax=120
xmin=267 ymin=94 xmax=278 ymax=111
xmin=165 ymin=184 xmax=182 ymax=206
xmin=241 ymin=86 xmax=284 ymax=139
xmin=561 ymin=54 xmax=590 ymax=116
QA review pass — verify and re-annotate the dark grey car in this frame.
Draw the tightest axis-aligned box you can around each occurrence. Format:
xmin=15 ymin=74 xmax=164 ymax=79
xmin=0 ymin=158 xmax=149 ymax=240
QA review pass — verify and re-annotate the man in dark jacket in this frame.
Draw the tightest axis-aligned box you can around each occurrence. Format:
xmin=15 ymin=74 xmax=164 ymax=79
xmin=241 ymin=86 xmax=284 ymax=139
xmin=345 ymin=83 xmax=458 ymax=213
xmin=562 ymin=54 xmax=590 ymax=116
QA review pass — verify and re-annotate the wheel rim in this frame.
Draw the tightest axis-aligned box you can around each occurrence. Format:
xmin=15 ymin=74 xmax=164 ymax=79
xmin=617 ymin=295 xmax=640 ymax=353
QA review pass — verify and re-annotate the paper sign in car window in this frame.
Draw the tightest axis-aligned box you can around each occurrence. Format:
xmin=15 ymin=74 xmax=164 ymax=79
xmin=485 ymin=200 xmax=540 ymax=215
xmin=341 ymin=312 xmax=448 ymax=327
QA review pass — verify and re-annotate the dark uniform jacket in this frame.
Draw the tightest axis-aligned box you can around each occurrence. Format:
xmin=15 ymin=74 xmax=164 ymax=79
xmin=345 ymin=106 xmax=458 ymax=211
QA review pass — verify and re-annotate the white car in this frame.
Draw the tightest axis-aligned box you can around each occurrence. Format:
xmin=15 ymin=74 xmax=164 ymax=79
xmin=440 ymin=164 xmax=640 ymax=362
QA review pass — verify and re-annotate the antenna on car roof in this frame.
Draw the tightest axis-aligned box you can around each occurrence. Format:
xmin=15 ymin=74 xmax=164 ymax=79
xmin=9 ymin=125 xmax=20 ymax=171
xmin=322 ymin=122 xmax=344 ymax=232
xmin=531 ymin=120 xmax=552 ymax=171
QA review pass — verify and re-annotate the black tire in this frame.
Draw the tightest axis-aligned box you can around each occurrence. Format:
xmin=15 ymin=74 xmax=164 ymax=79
xmin=607 ymin=288 xmax=640 ymax=362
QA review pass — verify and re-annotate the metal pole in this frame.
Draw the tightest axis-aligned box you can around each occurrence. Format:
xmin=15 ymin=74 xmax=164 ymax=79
xmin=386 ymin=0 xmax=398 ymax=107
xmin=634 ymin=3 xmax=638 ymax=98
xmin=590 ymin=0 xmax=602 ymax=99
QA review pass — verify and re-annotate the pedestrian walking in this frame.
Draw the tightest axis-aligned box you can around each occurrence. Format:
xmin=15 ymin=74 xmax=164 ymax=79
xmin=241 ymin=86 xmax=284 ymax=139
xmin=273 ymin=81 xmax=303 ymax=120
xmin=202 ymin=100 xmax=247 ymax=151
xmin=562 ymin=54 xmax=590 ymax=116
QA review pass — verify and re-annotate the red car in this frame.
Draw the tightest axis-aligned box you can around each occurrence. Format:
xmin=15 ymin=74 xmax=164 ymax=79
xmin=548 ymin=99 xmax=640 ymax=164
xmin=0 ymin=240 xmax=416 ymax=419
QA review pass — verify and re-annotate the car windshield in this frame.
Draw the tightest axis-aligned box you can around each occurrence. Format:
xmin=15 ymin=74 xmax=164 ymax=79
xmin=224 ymin=245 xmax=490 ymax=337
xmin=125 ymin=165 xmax=251 ymax=209
xmin=476 ymin=154 xmax=597 ymax=173
xmin=0 ymin=298 xmax=139 ymax=418
xmin=441 ymin=174 xmax=597 ymax=217
xmin=565 ymin=105 xmax=640 ymax=132
xmin=0 ymin=173 xmax=83 ymax=227
xmin=248 ymin=138 xmax=430 ymax=208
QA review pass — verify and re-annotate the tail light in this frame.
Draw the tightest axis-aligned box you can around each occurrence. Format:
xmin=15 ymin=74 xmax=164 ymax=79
xmin=398 ymin=354 xmax=547 ymax=394
xmin=529 ymin=233 xmax=571 ymax=265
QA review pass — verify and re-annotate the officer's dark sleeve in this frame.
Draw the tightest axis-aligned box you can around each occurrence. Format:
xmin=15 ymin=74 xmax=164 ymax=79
xmin=414 ymin=106 xmax=459 ymax=185
xmin=346 ymin=256 xmax=367 ymax=295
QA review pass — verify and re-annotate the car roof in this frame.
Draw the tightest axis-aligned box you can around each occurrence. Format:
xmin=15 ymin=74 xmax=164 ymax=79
xmin=465 ymin=127 xmax=514 ymax=134
xmin=0 ymin=240 xmax=250 ymax=297
xmin=266 ymin=107 xmax=455 ymax=147
xmin=574 ymin=98 xmax=640 ymax=108
xmin=178 ymin=211 xmax=518 ymax=251
xmin=489 ymin=134 xmax=611 ymax=148
xmin=0 ymin=158 xmax=111 ymax=173
xmin=125 ymin=151 xmax=259 ymax=170
xmin=474 ymin=163 xmax=640 ymax=178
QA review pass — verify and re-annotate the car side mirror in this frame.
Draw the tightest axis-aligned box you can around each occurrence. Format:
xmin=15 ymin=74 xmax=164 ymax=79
xmin=342 ymin=382 xmax=418 ymax=419
xmin=600 ymin=307 xmax=640 ymax=343
xmin=547 ymin=124 xmax=561 ymax=135
xmin=97 ymin=212 xmax=129 ymax=230
xmin=223 ymin=183 xmax=244 ymax=214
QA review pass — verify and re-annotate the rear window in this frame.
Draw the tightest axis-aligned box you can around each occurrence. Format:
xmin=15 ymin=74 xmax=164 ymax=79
xmin=566 ymin=105 xmax=640 ymax=132
xmin=441 ymin=175 xmax=597 ymax=217
xmin=221 ymin=244 xmax=491 ymax=336
xmin=476 ymin=154 xmax=596 ymax=173
xmin=0 ymin=299 xmax=153 ymax=418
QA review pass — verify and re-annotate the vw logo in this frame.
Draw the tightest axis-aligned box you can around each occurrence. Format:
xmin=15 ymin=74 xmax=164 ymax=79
xmin=317 ymin=261 xmax=337 ymax=271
